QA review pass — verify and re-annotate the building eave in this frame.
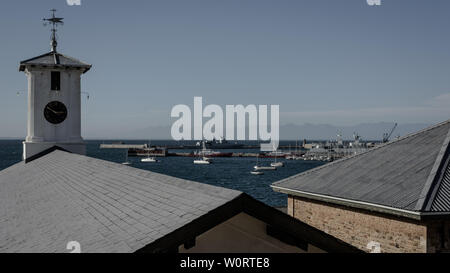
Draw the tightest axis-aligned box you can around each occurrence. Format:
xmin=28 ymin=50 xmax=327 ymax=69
xmin=19 ymin=63 xmax=91 ymax=74
xmin=18 ymin=51 xmax=92 ymax=74
xmin=271 ymin=185 xmax=450 ymax=221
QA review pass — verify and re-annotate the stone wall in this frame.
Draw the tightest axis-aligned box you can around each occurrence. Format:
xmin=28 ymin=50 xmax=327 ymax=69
xmin=288 ymin=196 xmax=428 ymax=253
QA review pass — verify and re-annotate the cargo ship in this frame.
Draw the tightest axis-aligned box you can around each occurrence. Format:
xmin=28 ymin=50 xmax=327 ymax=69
xmin=128 ymin=147 xmax=167 ymax=157
xmin=193 ymin=141 xmax=233 ymax=157
xmin=196 ymin=138 xmax=244 ymax=149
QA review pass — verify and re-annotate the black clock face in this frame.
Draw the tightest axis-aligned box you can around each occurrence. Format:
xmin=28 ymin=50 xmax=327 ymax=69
xmin=44 ymin=101 xmax=68 ymax=124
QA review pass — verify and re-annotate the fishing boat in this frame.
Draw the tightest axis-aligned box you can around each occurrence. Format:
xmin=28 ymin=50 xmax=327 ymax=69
xmin=141 ymin=141 xmax=159 ymax=163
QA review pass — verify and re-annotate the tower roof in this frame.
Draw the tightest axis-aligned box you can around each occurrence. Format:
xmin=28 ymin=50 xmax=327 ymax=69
xmin=19 ymin=51 xmax=91 ymax=73
xmin=272 ymin=119 xmax=450 ymax=219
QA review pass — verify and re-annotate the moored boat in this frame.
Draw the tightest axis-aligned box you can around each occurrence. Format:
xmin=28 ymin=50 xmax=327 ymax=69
xmin=194 ymin=157 xmax=212 ymax=165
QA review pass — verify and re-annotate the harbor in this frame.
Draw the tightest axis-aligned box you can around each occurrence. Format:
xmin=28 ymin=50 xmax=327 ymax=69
xmin=99 ymin=132 xmax=387 ymax=162
xmin=0 ymin=139 xmax=327 ymax=208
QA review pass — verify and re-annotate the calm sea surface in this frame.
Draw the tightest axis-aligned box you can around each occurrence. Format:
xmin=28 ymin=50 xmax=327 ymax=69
xmin=0 ymin=140 xmax=324 ymax=207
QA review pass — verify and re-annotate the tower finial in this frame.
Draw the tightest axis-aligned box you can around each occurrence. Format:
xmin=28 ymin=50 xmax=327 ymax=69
xmin=43 ymin=9 xmax=64 ymax=52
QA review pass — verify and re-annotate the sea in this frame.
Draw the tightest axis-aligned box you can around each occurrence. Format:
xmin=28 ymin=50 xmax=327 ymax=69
xmin=0 ymin=140 xmax=325 ymax=207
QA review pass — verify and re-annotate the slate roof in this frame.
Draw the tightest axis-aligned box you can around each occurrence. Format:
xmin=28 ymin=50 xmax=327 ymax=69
xmin=0 ymin=150 xmax=239 ymax=253
xmin=19 ymin=51 xmax=91 ymax=73
xmin=0 ymin=149 xmax=358 ymax=253
xmin=272 ymin=119 xmax=450 ymax=219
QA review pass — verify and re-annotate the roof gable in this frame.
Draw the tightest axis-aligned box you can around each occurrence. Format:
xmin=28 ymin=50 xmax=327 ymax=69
xmin=19 ymin=51 xmax=91 ymax=73
xmin=272 ymin=120 xmax=450 ymax=217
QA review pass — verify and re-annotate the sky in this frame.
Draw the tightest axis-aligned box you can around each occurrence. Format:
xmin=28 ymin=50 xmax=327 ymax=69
xmin=0 ymin=0 xmax=449 ymax=138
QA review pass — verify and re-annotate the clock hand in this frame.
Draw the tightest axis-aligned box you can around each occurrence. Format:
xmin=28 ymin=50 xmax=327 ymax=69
xmin=46 ymin=106 xmax=64 ymax=115
xmin=46 ymin=106 xmax=58 ymax=114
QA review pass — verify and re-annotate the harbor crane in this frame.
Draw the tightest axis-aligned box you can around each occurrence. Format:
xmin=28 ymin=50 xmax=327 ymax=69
xmin=382 ymin=123 xmax=398 ymax=143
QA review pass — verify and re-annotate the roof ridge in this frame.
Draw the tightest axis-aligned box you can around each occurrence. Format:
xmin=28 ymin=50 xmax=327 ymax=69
xmin=24 ymin=145 xmax=71 ymax=164
xmin=19 ymin=51 xmax=54 ymax=64
xmin=272 ymin=119 xmax=450 ymax=186
xmin=56 ymin=52 xmax=91 ymax=66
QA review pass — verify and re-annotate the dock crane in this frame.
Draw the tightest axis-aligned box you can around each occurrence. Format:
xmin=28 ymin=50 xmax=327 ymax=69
xmin=382 ymin=123 xmax=398 ymax=143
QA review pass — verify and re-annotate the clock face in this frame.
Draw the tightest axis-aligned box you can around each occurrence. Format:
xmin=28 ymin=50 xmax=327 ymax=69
xmin=44 ymin=101 xmax=68 ymax=124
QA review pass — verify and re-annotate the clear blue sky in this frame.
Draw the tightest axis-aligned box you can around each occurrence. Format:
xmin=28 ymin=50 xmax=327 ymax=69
xmin=1 ymin=0 xmax=449 ymax=138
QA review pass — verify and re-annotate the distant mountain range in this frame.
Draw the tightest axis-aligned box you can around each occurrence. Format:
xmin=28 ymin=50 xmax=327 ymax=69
xmin=100 ymin=122 xmax=431 ymax=141
xmin=278 ymin=122 xmax=430 ymax=141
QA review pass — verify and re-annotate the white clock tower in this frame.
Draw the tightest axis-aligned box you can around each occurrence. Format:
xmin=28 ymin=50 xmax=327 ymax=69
xmin=19 ymin=10 xmax=91 ymax=161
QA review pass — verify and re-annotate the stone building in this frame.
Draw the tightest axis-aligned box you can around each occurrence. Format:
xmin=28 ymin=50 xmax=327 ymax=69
xmin=272 ymin=120 xmax=450 ymax=253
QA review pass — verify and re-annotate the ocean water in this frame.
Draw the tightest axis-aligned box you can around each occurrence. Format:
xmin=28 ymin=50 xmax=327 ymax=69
xmin=0 ymin=140 xmax=324 ymax=207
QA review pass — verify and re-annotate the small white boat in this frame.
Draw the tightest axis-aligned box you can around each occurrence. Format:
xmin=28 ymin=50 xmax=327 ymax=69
xmin=141 ymin=140 xmax=159 ymax=163
xmin=271 ymin=155 xmax=285 ymax=167
xmin=141 ymin=157 xmax=158 ymax=163
xmin=122 ymin=162 xmax=131 ymax=165
xmin=271 ymin=162 xmax=284 ymax=167
xmin=253 ymin=155 xmax=276 ymax=171
xmin=194 ymin=157 xmax=211 ymax=165
xmin=194 ymin=142 xmax=213 ymax=164
xmin=254 ymin=165 xmax=277 ymax=171
xmin=251 ymin=171 xmax=264 ymax=175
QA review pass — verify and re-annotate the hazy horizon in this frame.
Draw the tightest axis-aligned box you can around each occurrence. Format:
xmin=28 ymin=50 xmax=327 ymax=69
xmin=0 ymin=121 xmax=433 ymax=141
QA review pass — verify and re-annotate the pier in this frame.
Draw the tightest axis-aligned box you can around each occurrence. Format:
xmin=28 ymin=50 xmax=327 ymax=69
xmin=100 ymin=144 xmax=148 ymax=149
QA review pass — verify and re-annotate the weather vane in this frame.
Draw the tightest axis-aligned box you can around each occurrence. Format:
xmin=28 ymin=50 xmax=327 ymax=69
xmin=43 ymin=9 xmax=64 ymax=52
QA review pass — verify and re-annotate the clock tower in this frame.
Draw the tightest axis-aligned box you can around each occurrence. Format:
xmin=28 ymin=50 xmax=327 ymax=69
xmin=19 ymin=10 xmax=92 ymax=161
